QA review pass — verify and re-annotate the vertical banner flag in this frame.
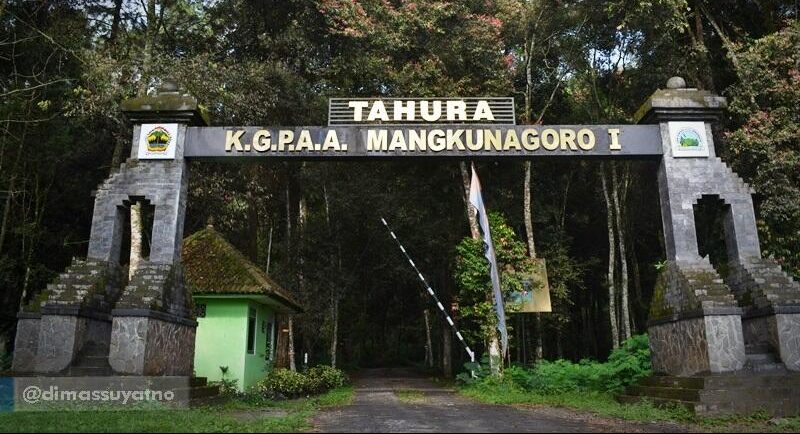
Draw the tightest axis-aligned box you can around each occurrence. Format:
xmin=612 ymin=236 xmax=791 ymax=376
xmin=468 ymin=165 xmax=509 ymax=356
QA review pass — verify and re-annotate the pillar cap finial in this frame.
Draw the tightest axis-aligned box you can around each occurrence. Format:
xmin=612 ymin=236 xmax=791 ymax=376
xmin=157 ymin=78 xmax=180 ymax=95
xmin=121 ymin=78 xmax=210 ymax=126
xmin=666 ymin=76 xmax=687 ymax=89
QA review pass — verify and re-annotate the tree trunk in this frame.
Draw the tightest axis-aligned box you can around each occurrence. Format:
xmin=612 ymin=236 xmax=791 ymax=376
xmin=331 ymin=297 xmax=338 ymax=369
xmin=631 ymin=239 xmax=643 ymax=331
xmin=0 ymin=121 xmax=27 ymax=256
xmin=288 ymin=315 xmax=296 ymax=372
xmin=292 ymin=195 xmax=307 ymax=372
xmin=323 ymin=185 xmax=339 ymax=368
xmin=524 ymin=35 xmax=534 ymax=123
xmin=0 ymin=184 xmax=13 ymax=255
xmin=108 ymin=0 xmax=124 ymax=44
xmin=488 ymin=336 xmax=502 ymax=375
xmin=285 ymin=182 xmax=292 ymax=257
xmin=246 ymin=190 xmax=259 ymax=261
xmin=556 ymin=329 xmax=563 ymax=359
xmin=442 ymin=325 xmax=453 ymax=377
xmin=523 ymin=161 xmax=536 ymax=258
xmin=128 ymin=202 xmax=142 ymax=279
xmin=523 ymin=160 xmax=544 ymax=362
xmin=266 ymin=226 xmax=273 ymax=275
xmin=424 ymin=309 xmax=434 ymax=368
xmin=611 ymin=164 xmax=631 ymax=342
xmin=460 ymin=162 xmax=480 ymax=239
xmin=535 ymin=313 xmax=544 ymax=360
xmin=139 ymin=0 xmax=157 ymax=96
xmin=600 ymin=164 xmax=619 ymax=350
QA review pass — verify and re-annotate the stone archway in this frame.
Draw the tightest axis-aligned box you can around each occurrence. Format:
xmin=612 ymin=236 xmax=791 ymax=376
xmin=11 ymin=79 xmax=800 ymax=385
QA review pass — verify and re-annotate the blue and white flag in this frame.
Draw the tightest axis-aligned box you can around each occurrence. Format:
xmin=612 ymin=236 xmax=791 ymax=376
xmin=468 ymin=165 xmax=508 ymax=356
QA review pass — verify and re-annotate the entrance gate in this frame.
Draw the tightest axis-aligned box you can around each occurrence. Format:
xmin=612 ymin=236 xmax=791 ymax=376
xmin=12 ymin=78 xmax=800 ymax=382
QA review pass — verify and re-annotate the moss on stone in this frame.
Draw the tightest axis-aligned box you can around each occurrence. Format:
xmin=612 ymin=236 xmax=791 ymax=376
xmin=182 ymin=226 xmax=301 ymax=312
xmin=649 ymin=271 xmax=674 ymax=320
xmin=22 ymin=290 xmax=51 ymax=313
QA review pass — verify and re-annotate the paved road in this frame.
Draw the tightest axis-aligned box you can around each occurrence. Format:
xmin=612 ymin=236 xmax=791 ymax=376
xmin=313 ymin=368 xmax=684 ymax=433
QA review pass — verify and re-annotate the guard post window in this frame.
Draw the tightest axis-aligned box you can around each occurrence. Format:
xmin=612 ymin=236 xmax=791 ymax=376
xmin=246 ymin=307 xmax=256 ymax=355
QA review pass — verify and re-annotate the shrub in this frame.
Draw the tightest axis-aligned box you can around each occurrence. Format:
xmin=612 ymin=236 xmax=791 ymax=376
xmin=305 ymin=365 xmax=348 ymax=393
xmin=255 ymin=366 xmax=348 ymax=399
xmin=460 ymin=334 xmax=652 ymax=395
xmin=258 ymin=368 xmax=309 ymax=398
xmin=212 ymin=377 xmax=240 ymax=397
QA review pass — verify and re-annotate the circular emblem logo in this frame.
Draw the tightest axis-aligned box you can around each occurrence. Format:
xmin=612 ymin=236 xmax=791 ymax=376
xmin=146 ymin=126 xmax=172 ymax=152
xmin=677 ymin=128 xmax=703 ymax=148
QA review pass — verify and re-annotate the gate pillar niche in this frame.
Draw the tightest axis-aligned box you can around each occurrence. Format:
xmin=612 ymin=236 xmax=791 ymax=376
xmin=638 ymin=77 xmax=800 ymax=375
xmin=103 ymin=82 xmax=208 ymax=376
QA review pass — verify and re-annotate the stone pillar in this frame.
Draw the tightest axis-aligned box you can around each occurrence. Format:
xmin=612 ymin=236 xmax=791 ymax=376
xmin=14 ymin=80 xmax=208 ymax=375
xmin=106 ymin=81 xmax=208 ymax=376
xmin=637 ymin=77 xmax=746 ymax=376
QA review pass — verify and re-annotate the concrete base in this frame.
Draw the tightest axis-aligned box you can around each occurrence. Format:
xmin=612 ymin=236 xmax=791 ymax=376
xmin=109 ymin=311 xmax=196 ymax=376
xmin=33 ymin=314 xmax=111 ymax=374
xmin=620 ymin=373 xmax=800 ymax=417
xmin=11 ymin=314 xmax=41 ymax=373
xmin=648 ymin=315 xmax=746 ymax=376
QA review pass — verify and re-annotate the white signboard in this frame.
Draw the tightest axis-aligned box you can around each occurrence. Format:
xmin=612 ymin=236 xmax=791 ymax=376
xmin=668 ymin=121 xmax=709 ymax=158
xmin=138 ymin=123 xmax=178 ymax=160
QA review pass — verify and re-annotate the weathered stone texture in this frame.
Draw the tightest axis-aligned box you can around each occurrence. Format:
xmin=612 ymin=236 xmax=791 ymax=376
xmin=11 ymin=316 xmax=40 ymax=373
xmin=143 ymin=318 xmax=195 ymax=375
xmin=109 ymin=316 xmax=195 ymax=376
xmin=32 ymin=315 xmax=111 ymax=374
xmin=704 ymin=315 xmax=746 ymax=372
xmin=648 ymin=315 xmax=745 ymax=376
xmin=775 ymin=314 xmax=800 ymax=371
xmin=108 ymin=317 xmax=147 ymax=374
xmin=34 ymin=315 xmax=85 ymax=372
xmin=649 ymin=317 xmax=710 ymax=376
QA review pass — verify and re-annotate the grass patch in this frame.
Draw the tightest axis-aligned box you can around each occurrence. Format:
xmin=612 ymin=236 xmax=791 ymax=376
xmin=460 ymin=382 xmax=800 ymax=432
xmin=394 ymin=389 xmax=425 ymax=404
xmin=0 ymin=385 xmax=354 ymax=433
xmin=694 ymin=411 xmax=800 ymax=433
xmin=459 ymin=381 xmax=691 ymax=423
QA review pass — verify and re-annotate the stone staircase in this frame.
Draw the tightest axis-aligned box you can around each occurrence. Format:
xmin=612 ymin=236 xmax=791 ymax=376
xmin=66 ymin=342 xmax=113 ymax=377
xmin=618 ymin=372 xmax=800 ymax=416
xmin=680 ymin=263 xmax=738 ymax=310
xmin=115 ymin=263 xmax=190 ymax=317
xmin=726 ymin=258 xmax=800 ymax=312
xmin=651 ymin=260 xmax=739 ymax=320
xmin=36 ymin=259 xmax=125 ymax=312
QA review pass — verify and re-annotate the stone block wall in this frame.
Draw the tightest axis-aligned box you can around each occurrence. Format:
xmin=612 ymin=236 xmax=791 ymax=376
xmin=109 ymin=315 xmax=195 ymax=376
xmin=649 ymin=315 xmax=745 ymax=376
xmin=11 ymin=315 xmax=40 ymax=373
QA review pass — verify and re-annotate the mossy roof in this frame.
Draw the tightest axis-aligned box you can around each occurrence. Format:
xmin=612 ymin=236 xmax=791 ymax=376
xmin=182 ymin=226 xmax=302 ymax=312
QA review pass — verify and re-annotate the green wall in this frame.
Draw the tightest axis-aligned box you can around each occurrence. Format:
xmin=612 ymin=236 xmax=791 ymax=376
xmin=193 ymin=296 xmax=277 ymax=391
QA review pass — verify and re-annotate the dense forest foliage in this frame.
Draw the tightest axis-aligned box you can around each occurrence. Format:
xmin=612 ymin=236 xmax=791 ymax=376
xmin=1 ymin=0 xmax=798 ymax=372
